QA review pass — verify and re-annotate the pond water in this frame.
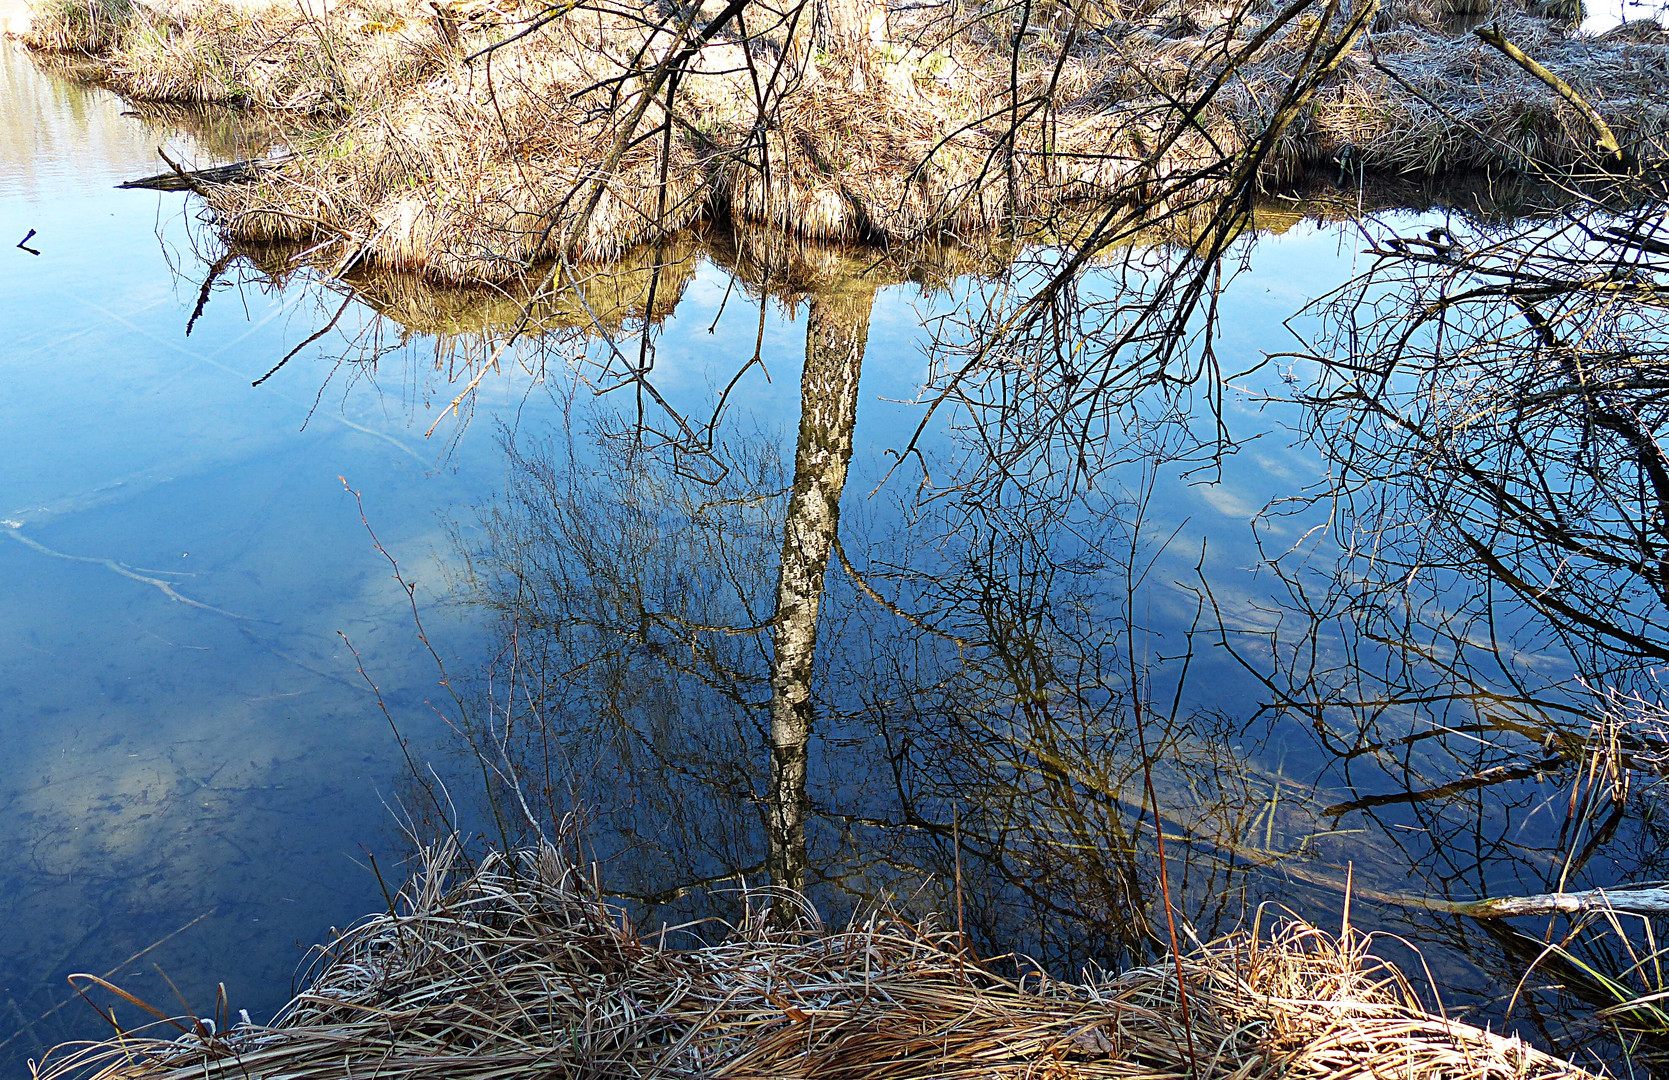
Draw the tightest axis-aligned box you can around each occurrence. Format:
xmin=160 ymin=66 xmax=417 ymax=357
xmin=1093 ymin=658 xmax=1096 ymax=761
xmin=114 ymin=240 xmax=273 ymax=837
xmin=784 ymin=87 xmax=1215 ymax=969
xmin=4 ymin=39 xmax=1665 ymax=1076
xmin=0 ymin=44 xmax=508 ymax=1065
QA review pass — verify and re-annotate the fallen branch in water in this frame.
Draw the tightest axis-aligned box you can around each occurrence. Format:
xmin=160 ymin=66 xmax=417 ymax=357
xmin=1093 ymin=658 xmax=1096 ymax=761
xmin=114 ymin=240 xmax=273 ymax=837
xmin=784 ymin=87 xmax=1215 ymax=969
xmin=1438 ymin=885 xmax=1669 ymax=919
xmin=117 ymin=156 xmax=279 ymax=192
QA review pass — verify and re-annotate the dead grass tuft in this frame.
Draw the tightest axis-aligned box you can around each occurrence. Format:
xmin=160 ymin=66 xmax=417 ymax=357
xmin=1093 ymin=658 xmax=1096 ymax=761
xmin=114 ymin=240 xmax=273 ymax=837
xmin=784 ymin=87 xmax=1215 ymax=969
xmin=21 ymin=0 xmax=131 ymax=53
xmin=34 ymin=837 xmax=1606 ymax=1080
xmin=24 ymin=0 xmax=1669 ymax=282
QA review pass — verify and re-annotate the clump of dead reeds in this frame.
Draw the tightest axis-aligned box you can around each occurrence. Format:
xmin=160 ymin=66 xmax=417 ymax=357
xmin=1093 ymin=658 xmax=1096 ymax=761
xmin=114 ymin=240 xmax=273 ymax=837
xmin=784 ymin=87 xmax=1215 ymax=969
xmin=24 ymin=0 xmax=1669 ymax=283
xmin=33 ymin=835 xmax=1605 ymax=1080
xmin=20 ymin=0 xmax=131 ymax=53
xmin=28 ymin=0 xmax=468 ymax=107
xmin=1266 ymin=14 xmax=1669 ymax=176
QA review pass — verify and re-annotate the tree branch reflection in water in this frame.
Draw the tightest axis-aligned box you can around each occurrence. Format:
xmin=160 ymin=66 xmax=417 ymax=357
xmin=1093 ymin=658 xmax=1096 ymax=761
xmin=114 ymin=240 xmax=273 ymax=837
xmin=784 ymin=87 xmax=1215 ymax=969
xmin=438 ymin=230 xmax=1354 ymax=980
xmin=206 ymin=177 xmax=1669 ymax=1064
xmin=1216 ymin=184 xmax=1669 ymax=1058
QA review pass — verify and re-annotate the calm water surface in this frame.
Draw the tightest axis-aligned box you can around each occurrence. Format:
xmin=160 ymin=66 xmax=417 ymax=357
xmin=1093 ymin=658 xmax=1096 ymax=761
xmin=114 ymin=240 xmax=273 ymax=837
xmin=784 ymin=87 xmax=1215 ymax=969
xmin=3 ymin=40 xmax=1658 ymax=1075
xmin=0 ymin=44 xmax=516 ymax=1065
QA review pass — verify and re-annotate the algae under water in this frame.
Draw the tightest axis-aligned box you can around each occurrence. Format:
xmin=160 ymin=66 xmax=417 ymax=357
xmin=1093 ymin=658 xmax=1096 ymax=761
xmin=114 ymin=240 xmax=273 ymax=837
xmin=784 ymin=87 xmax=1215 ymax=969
xmin=4 ymin=37 xmax=1669 ymax=1076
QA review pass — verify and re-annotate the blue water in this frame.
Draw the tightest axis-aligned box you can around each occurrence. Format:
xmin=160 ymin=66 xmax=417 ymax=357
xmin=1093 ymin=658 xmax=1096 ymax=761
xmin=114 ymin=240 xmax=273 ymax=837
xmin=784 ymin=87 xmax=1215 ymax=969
xmin=0 ymin=44 xmax=509 ymax=1063
xmin=3 ymin=40 xmax=1650 ymax=1074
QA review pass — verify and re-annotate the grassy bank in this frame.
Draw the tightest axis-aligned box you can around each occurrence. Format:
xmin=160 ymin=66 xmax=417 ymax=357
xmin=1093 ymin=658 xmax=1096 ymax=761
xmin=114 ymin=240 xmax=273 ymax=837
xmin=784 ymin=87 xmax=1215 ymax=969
xmin=16 ymin=0 xmax=1668 ymax=283
xmin=33 ymin=838 xmax=1605 ymax=1080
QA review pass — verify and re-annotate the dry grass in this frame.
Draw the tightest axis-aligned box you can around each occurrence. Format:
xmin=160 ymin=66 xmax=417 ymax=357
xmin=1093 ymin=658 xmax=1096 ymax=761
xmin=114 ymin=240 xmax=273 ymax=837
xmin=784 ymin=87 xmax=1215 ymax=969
xmin=1274 ymin=14 xmax=1669 ymax=175
xmin=21 ymin=0 xmax=130 ymax=52
xmin=23 ymin=0 xmax=1668 ymax=282
xmin=31 ymin=836 xmax=1606 ymax=1080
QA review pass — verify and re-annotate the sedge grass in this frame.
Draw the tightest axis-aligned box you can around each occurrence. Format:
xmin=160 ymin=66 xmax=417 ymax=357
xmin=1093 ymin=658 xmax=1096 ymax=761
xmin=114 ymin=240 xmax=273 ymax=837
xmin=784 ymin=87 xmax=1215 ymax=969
xmin=20 ymin=0 xmax=1669 ymax=283
xmin=33 ymin=835 xmax=1607 ymax=1080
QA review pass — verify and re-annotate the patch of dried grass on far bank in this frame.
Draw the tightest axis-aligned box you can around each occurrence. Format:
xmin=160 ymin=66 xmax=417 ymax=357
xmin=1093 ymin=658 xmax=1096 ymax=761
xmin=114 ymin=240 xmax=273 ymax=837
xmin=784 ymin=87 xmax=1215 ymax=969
xmin=21 ymin=0 xmax=1669 ymax=283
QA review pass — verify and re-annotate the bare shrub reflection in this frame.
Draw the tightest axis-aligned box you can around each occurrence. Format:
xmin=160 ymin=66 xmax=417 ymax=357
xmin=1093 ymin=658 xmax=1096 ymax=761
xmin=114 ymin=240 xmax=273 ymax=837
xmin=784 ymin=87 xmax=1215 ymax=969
xmin=1224 ymin=174 xmax=1669 ymax=1058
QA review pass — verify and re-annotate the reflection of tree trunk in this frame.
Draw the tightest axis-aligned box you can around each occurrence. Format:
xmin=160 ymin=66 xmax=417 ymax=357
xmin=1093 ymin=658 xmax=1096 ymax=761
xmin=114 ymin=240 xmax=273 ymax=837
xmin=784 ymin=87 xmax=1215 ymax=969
xmin=767 ymin=278 xmax=876 ymax=899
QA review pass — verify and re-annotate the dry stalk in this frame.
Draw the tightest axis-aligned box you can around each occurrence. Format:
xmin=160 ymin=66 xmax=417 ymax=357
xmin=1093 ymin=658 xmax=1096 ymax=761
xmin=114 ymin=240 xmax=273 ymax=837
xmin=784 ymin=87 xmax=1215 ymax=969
xmin=34 ymin=838 xmax=1609 ymax=1080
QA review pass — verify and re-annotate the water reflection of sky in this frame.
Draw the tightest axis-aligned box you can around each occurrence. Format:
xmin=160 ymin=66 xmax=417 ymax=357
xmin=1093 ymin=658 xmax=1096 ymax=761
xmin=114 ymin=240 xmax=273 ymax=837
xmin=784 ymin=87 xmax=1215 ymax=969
xmin=2 ymin=38 xmax=1653 ymax=1075
xmin=1 ymin=44 xmax=509 ymax=1067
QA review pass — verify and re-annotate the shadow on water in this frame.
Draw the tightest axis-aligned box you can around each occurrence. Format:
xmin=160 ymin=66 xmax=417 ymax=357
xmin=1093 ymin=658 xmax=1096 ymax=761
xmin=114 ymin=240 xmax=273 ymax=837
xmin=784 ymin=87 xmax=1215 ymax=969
xmin=13 ymin=37 xmax=1669 ymax=1075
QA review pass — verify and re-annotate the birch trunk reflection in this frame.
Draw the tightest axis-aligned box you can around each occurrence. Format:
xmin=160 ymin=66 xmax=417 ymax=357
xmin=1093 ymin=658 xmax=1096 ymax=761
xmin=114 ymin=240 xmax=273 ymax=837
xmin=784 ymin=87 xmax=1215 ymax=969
xmin=767 ymin=277 xmax=876 ymax=895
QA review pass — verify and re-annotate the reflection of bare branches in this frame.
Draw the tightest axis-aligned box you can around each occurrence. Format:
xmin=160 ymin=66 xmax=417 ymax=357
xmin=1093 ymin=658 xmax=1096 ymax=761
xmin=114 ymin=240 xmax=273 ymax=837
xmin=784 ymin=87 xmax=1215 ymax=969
xmin=448 ymin=374 xmax=1367 ymax=974
xmin=1164 ymin=177 xmax=1669 ymax=1060
xmin=405 ymin=175 xmax=1669 ymax=1067
xmin=452 ymin=399 xmax=787 ymax=891
xmin=1273 ymin=193 xmax=1669 ymax=709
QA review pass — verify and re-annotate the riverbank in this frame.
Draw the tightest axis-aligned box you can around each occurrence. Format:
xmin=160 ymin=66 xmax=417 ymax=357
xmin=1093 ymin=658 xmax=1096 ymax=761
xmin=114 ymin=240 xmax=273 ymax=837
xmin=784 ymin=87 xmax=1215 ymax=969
xmin=204 ymin=173 xmax=1535 ymax=346
xmin=32 ymin=840 xmax=1606 ymax=1080
xmin=13 ymin=0 xmax=1668 ymax=283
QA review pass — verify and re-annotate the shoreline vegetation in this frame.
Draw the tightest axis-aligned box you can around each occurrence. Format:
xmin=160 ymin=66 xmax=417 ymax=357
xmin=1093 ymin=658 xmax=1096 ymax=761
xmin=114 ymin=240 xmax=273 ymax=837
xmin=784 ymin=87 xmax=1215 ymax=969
xmin=31 ymin=839 xmax=1607 ymax=1080
xmin=10 ymin=0 xmax=1669 ymax=283
xmin=173 ymin=173 xmax=1536 ymax=341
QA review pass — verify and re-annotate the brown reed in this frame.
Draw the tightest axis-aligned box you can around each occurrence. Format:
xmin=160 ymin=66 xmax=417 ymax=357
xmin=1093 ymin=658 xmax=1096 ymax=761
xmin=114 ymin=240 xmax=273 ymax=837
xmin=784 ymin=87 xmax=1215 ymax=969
xmin=21 ymin=0 xmax=1667 ymax=283
xmin=31 ymin=836 xmax=1606 ymax=1080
